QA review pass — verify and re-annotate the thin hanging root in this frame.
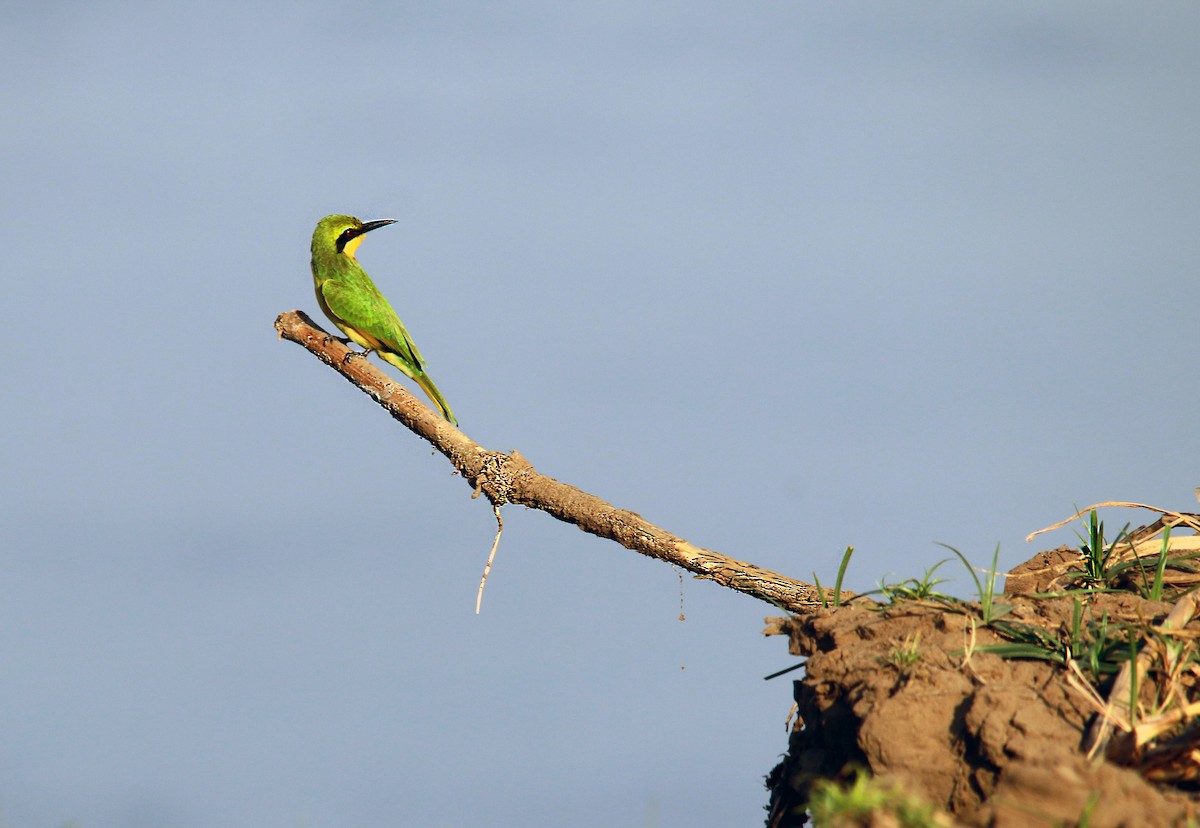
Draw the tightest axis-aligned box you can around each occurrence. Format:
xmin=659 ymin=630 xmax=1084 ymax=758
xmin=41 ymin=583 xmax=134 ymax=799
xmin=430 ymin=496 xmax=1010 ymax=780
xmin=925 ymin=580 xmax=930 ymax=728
xmin=677 ymin=567 xmax=686 ymax=621
xmin=476 ymin=504 xmax=504 ymax=614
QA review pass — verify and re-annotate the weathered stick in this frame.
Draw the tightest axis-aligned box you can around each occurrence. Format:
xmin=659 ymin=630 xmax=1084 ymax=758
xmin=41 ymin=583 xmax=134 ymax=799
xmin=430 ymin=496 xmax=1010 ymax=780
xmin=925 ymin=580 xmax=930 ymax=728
xmin=275 ymin=310 xmax=829 ymax=612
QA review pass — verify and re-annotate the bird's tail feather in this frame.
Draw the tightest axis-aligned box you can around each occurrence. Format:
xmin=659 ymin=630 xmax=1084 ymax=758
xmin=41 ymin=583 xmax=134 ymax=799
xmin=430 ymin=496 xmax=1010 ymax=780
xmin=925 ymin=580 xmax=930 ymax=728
xmin=414 ymin=372 xmax=457 ymax=426
xmin=379 ymin=349 xmax=458 ymax=425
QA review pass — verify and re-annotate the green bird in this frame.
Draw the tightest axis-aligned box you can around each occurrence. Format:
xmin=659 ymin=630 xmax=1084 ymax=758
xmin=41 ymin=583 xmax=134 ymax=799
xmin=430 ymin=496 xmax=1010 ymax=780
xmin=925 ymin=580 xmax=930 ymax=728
xmin=310 ymin=214 xmax=457 ymax=425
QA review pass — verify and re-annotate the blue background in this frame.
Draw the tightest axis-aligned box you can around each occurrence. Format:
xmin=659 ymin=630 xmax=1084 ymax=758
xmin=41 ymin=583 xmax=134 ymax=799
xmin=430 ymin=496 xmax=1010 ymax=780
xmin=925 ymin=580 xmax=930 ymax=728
xmin=2 ymin=4 xmax=1197 ymax=826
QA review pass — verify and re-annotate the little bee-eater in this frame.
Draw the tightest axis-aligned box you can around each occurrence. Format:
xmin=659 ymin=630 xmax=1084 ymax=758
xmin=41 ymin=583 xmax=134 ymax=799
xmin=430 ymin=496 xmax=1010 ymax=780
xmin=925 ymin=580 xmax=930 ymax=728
xmin=310 ymin=214 xmax=457 ymax=425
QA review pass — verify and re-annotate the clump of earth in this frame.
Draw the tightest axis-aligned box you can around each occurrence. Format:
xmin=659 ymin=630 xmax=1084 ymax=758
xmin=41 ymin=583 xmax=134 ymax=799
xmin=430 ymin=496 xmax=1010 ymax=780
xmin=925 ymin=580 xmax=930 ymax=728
xmin=763 ymin=542 xmax=1200 ymax=826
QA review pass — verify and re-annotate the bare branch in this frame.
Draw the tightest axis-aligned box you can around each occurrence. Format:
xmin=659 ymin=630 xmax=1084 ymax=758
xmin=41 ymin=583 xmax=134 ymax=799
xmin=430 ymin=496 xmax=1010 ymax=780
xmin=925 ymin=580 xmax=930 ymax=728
xmin=275 ymin=310 xmax=831 ymax=612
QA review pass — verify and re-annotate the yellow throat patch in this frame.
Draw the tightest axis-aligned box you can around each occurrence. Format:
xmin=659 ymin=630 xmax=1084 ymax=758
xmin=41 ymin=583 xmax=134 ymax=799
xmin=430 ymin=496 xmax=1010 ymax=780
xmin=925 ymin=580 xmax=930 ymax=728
xmin=343 ymin=233 xmax=366 ymax=260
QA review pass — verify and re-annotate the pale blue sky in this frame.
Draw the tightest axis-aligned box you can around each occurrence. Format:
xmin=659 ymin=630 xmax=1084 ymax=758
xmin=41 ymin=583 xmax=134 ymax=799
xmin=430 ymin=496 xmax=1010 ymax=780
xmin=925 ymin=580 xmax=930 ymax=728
xmin=2 ymin=3 xmax=1197 ymax=826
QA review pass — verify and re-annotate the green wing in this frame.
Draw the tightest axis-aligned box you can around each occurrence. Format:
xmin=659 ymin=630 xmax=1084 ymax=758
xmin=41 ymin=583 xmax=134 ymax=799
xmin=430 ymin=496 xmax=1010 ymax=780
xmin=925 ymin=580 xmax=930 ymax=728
xmin=320 ymin=278 xmax=427 ymax=371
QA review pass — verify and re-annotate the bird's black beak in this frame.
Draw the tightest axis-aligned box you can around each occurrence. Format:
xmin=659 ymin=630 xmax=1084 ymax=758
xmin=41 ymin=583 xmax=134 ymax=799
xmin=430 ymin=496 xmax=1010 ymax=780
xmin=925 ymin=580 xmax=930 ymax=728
xmin=358 ymin=219 xmax=398 ymax=235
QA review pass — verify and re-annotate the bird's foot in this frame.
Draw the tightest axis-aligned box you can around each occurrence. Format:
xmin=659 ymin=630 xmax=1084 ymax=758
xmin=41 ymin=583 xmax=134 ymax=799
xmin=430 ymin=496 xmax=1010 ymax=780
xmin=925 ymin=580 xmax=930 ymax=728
xmin=321 ymin=333 xmax=355 ymax=347
xmin=342 ymin=349 xmax=371 ymax=365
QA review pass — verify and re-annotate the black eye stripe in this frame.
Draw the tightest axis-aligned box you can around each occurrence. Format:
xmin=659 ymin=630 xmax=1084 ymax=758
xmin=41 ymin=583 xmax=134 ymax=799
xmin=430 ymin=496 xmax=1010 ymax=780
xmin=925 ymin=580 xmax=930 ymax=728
xmin=335 ymin=228 xmax=357 ymax=253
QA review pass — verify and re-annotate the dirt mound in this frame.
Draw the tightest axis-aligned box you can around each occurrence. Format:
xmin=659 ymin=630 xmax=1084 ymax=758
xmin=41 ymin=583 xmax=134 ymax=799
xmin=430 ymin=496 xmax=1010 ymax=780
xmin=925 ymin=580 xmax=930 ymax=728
xmin=763 ymin=526 xmax=1200 ymax=826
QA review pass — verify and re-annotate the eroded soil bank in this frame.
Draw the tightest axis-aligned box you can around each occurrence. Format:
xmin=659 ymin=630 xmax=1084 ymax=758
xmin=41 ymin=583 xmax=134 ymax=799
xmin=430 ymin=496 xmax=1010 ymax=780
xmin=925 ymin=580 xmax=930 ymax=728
xmin=763 ymin=546 xmax=1199 ymax=826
